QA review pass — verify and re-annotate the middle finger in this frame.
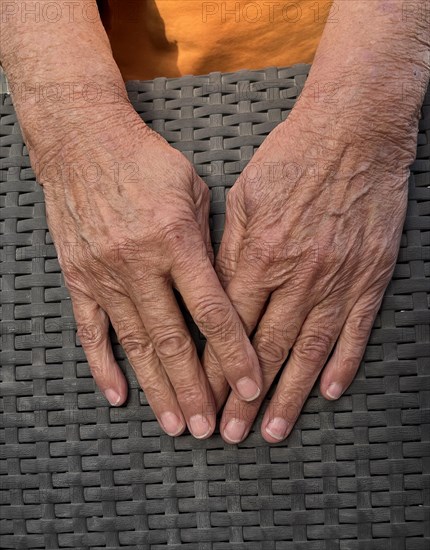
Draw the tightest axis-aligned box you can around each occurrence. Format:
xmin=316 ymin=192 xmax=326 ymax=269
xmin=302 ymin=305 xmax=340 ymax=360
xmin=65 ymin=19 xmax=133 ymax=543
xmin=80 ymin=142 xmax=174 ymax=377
xmin=220 ymin=287 xmax=309 ymax=443
xmin=131 ymin=275 xmax=217 ymax=439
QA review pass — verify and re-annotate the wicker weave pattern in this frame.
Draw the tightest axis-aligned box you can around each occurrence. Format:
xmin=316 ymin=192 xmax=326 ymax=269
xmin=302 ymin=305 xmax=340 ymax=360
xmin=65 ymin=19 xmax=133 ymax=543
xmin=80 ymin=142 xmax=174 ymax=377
xmin=1 ymin=65 xmax=429 ymax=549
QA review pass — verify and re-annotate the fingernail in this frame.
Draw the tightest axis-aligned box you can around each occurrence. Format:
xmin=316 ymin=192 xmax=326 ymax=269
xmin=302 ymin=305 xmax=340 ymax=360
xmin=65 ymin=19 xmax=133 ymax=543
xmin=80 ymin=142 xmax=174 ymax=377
xmin=160 ymin=412 xmax=184 ymax=436
xmin=224 ymin=418 xmax=247 ymax=443
xmin=189 ymin=414 xmax=211 ymax=439
xmin=266 ymin=417 xmax=289 ymax=441
xmin=236 ymin=376 xmax=261 ymax=401
xmin=327 ymin=382 xmax=343 ymax=400
xmin=105 ymin=389 xmax=121 ymax=406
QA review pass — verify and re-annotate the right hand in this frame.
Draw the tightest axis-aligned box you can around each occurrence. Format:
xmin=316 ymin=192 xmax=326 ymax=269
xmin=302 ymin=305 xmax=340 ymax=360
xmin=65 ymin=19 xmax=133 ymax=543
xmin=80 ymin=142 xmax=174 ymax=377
xmin=32 ymin=104 xmax=262 ymax=439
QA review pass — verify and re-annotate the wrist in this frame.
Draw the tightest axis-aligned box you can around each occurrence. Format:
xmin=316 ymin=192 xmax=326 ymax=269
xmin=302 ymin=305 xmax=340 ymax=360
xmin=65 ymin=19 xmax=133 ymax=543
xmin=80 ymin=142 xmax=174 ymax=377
xmin=25 ymin=100 xmax=145 ymax=182
xmin=9 ymin=71 xmax=133 ymax=160
xmin=292 ymin=69 xmax=426 ymax=165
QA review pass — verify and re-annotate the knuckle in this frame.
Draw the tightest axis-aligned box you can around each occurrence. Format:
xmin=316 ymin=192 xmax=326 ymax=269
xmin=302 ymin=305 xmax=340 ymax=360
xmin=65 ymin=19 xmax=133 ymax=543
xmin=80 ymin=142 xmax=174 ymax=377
xmin=151 ymin=327 xmax=193 ymax=363
xmin=245 ymin=235 xmax=273 ymax=267
xmin=118 ymin=325 xmax=152 ymax=363
xmin=77 ymin=322 xmax=105 ymax=351
xmin=112 ymin=238 xmax=155 ymax=268
xmin=255 ymin=332 xmax=288 ymax=370
xmin=174 ymin=382 xmax=204 ymax=406
xmin=141 ymin=374 xmax=174 ymax=405
xmin=104 ymin=237 xmax=146 ymax=267
xmin=312 ymin=244 xmax=331 ymax=268
xmin=159 ymin=220 xmax=190 ymax=247
xmin=360 ymin=249 xmax=395 ymax=284
xmin=193 ymin=297 xmax=233 ymax=338
xmin=345 ymin=312 xmax=375 ymax=348
xmin=103 ymin=239 xmax=125 ymax=264
xmin=61 ymin=243 xmax=121 ymax=293
xmin=293 ymin=329 xmax=333 ymax=367
xmin=103 ymin=239 xmax=122 ymax=264
xmin=129 ymin=266 xmax=155 ymax=290
xmin=214 ymin=336 xmax=254 ymax=374
xmin=349 ymin=313 xmax=374 ymax=338
xmin=75 ymin=241 xmax=106 ymax=267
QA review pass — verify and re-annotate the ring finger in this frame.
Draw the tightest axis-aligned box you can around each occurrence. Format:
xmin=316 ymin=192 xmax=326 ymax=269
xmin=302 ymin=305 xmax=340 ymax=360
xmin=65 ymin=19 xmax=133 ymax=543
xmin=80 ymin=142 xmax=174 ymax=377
xmin=261 ymin=301 xmax=349 ymax=442
xmin=220 ymin=287 xmax=310 ymax=443
xmin=130 ymin=277 xmax=217 ymax=439
xmin=106 ymin=295 xmax=187 ymax=437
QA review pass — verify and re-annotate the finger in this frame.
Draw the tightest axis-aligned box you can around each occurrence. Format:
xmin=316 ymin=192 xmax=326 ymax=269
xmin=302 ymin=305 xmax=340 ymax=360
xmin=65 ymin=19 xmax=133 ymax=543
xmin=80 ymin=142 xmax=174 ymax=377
xmin=194 ymin=176 xmax=214 ymax=266
xmin=215 ymin=187 xmax=246 ymax=288
xmin=172 ymin=238 xmax=265 ymax=404
xmin=261 ymin=304 xmax=348 ymax=443
xmin=219 ymin=288 xmax=308 ymax=443
xmin=202 ymin=259 xmax=272 ymax=412
xmin=201 ymin=190 xmax=248 ymax=411
xmin=70 ymin=290 xmax=128 ymax=407
xmin=320 ymin=288 xmax=383 ymax=401
xmin=106 ymin=295 xmax=187 ymax=437
xmin=130 ymin=277 xmax=217 ymax=439
xmin=202 ymin=346 xmax=229 ymax=413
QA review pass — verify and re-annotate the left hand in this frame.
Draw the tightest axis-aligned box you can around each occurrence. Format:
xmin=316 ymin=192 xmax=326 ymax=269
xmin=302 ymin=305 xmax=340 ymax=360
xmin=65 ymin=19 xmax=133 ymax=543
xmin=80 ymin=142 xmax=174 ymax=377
xmin=203 ymin=102 xmax=417 ymax=443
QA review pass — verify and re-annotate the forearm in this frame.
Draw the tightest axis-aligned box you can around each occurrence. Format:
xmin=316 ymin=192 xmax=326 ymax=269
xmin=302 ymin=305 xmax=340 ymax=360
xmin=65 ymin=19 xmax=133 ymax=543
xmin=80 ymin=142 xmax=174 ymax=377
xmin=0 ymin=0 xmax=138 ymax=164
xmin=295 ymin=0 xmax=429 ymax=151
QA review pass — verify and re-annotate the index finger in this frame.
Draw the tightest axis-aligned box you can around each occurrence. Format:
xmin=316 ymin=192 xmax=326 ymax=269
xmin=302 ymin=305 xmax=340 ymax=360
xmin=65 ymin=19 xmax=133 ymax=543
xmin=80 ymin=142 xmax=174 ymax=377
xmin=171 ymin=238 xmax=263 ymax=403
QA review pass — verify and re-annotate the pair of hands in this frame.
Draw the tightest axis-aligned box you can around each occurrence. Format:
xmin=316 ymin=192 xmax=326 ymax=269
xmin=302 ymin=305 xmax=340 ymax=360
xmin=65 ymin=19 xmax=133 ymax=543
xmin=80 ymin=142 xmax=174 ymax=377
xmin=37 ymin=99 xmax=409 ymax=443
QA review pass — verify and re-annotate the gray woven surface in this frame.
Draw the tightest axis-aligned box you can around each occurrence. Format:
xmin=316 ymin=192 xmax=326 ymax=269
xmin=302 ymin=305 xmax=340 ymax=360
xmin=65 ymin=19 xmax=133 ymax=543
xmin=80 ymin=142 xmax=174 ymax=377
xmin=1 ymin=64 xmax=430 ymax=549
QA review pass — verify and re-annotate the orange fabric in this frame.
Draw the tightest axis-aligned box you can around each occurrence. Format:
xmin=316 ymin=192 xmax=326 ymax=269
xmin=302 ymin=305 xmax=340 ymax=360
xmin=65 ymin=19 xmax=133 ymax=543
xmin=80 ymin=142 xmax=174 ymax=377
xmin=100 ymin=1 xmax=333 ymax=80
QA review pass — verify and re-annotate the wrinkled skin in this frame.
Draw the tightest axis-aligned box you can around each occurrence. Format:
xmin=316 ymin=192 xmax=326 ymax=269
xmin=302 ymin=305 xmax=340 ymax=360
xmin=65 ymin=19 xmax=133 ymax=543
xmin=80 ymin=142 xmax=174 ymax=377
xmin=37 ymin=109 xmax=262 ymax=440
xmin=203 ymin=104 xmax=415 ymax=444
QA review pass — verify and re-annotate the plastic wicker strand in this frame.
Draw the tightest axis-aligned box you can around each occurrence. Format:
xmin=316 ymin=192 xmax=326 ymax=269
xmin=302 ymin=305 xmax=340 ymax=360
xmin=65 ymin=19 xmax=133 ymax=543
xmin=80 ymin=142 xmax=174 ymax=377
xmin=1 ymin=65 xmax=429 ymax=550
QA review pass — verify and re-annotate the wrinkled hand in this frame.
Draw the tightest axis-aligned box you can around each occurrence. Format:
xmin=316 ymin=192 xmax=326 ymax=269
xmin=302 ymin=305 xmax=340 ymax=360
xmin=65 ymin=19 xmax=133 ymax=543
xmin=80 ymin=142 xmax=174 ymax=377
xmin=36 ymin=107 xmax=262 ymax=439
xmin=204 ymin=105 xmax=414 ymax=443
